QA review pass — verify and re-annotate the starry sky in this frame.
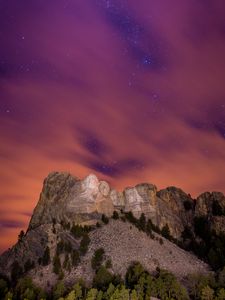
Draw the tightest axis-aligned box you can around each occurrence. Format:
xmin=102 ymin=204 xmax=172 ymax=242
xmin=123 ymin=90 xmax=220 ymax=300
xmin=0 ymin=0 xmax=225 ymax=252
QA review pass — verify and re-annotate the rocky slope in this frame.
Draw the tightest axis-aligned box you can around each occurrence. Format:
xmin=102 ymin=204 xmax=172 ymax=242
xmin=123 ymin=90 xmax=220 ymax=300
xmin=0 ymin=171 xmax=225 ymax=289
xmin=31 ymin=220 xmax=209 ymax=290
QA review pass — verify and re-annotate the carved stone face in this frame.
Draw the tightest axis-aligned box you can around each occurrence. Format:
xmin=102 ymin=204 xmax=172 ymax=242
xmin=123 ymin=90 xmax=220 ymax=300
xmin=99 ymin=181 xmax=110 ymax=197
xmin=125 ymin=188 xmax=143 ymax=204
xmin=110 ymin=189 xmax=118 ymax=204
xmin=84 ymin=174 xmax=99 ymax=187
xmin=110 ymin=189 xmax=125 ymax=207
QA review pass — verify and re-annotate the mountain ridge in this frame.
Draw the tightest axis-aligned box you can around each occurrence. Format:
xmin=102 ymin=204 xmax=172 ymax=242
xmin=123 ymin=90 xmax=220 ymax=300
xmin=1 ymin=171 xmax=225 ymax=295
xmin=28 ymin=171 xmax=225 ymax=240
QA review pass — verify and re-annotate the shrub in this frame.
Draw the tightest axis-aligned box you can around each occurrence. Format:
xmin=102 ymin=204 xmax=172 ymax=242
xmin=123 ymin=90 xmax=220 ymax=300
xmin=18 ymin=230 xmax=25 ymax=242
xmin=79 ymin=234 xmax=90 ymax=255
xmin=91 ymin=248 xmax=105 ymax=270
xmin=56 ymin=240 xmax=65 ymax=255
xmin=182 ymin=226 xmax=193 ymax=240
xmin=159 ymin=238 xmax=163 ymax=245
xmin=96 ymin=222 xmax=101 ymax=228
xmin=42 ymin=246 xmax=51 ymax=266
xmin=58 ymin=270 xmax=64 ymax=280
xmin=218 ymin=266 xmax=225 ymax=287
xmin=101 ymin=214 xmax=109 ymax=224
xmin=138 ymin=213 xmax=146 ymax=231
xmin=65 ymin=222 xmax=71 ymax=230
xmin=71 ymin=224 xmax=84 ymax=238
xmin=71 ymin=249 xmax=80 ymax=267
xmin=0 ymin=279 xmax=8 ymax=298
xmin=187 ymin=273 xmax=216 ymax=299
xmin=125 ymin=262 xmax=145 ymax=288
xmin=155 ymin=269 xmax=189 ymax=299
xmin=64 ymin=241 xmax=72 ymax=253
xmin=146 ymin=219 xmax=152 ymax=236
xmin=125 ymin=211 xmax=137 ymax=225
xmin=93 ymin=266 xmax=113 ymax=291
xmin=217 ymin=288 xmax=225 ymax=299
xmin=112 ymin=211 xmax=119 ymax=220
xmin=11 ymin=261 xmax=23 ymax=283
xmin=53 ymin=255 xmax=61 ymax=275
xmin=24 ymin=259 xmax=35 ymax=272
xmin=105 ymin=259 xmax=112 ymax=269
xmin=53 ymin=281 xmax=65 ymax=300
xmin=63 ymin=253 xmax=69 ymax=269
xmin=161 ymin=224 xmax=171 ymax=240
xmin=14 ymin=277 xmax=46 ymax=300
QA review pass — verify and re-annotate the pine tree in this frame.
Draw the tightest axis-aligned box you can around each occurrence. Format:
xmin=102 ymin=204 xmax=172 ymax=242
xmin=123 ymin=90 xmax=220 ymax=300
xmin=96 ymin=290 xmax=103 ymax=300
xmin=65 ymin=290 xmax=75 ymax=300
xmin=201 ymin=285 xmax=214 ymax=300
xmin=139 ymin=213 xmax=146 ymax=231
xmin=53 ymin=254 xmax=61 ymax=275
xmin=112 ymin=211 xmax=119 ymax=220
xmin=11 ymin=260 xmax=23 ymax=282
xmin=130 ymin=289 xmax=138 ymax=300
xmin=0 ymin=279 xmax=8 ymax=298
xmin=73 ymin=283 xmax=83 ymax=300
xmin=71 ymin=249 xmax=80 ymax=266
xmin=91 ymin=248 xmax=105 ymax=270
xmin=101 ymin=214 xmax=109 ymax=224
xmin=42 ymin=246 xmax=50 ymax=266
xmin=161 ymin=224 xmax=171 ymax=240
xmin=105 ymin=283 xmax=115 ymax=298
xmin=86 ymin=289 xmax=98 ymax=300
xmin=4 ymin=291 xmax=13 ymax=300
xmin=93 ymin=266 xmax=113 ymax=291
xmin=53 ymin=281 xmax=65 ymax=300
xmin=79 ymin=234 xmax=90 ymax=255
xmin=217 ymin=288 xmax=225 ymax=300
xmin=18 ymin=230 xmax=25 ymax=242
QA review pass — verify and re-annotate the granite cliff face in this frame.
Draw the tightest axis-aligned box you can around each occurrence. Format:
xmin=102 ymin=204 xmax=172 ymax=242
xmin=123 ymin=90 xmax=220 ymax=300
xmin=29 ymin=172 xmax=114 ymax=229
xmin=29 ymin=172 xmax=225 ymax=240
xmin=195 ymin=191 xmax=225 ymax=234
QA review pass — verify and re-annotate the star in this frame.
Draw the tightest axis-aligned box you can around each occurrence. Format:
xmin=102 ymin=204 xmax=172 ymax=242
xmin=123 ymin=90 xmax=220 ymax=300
xmin=142 ymin=56 xmax=152 ymax=66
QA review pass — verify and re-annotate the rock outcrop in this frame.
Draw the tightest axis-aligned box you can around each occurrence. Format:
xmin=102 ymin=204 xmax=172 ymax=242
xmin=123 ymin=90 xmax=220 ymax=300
xmin=29 ymin=172 xmax=225 ymax=240
xmin=29 ymin=172 xmax=114 ymax=229
xmin=195 ymin=191 xmax=225 ymax=234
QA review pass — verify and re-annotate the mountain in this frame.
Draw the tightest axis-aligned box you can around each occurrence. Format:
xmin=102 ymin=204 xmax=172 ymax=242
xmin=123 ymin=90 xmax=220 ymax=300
xmin=1 ymin=171 xmax=225 ymax=295
xmin=28 ymin=172 xmax=225 ymax=240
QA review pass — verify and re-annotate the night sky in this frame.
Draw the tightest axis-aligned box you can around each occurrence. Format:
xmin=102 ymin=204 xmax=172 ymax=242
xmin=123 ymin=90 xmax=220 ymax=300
xmin=0 ymin=0 xmax=225 ymax=252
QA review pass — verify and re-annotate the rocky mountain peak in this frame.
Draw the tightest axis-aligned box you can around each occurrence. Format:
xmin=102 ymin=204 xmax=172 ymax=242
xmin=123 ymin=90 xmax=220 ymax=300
xmin=28 ymin=171 xmax=225 ymax=240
